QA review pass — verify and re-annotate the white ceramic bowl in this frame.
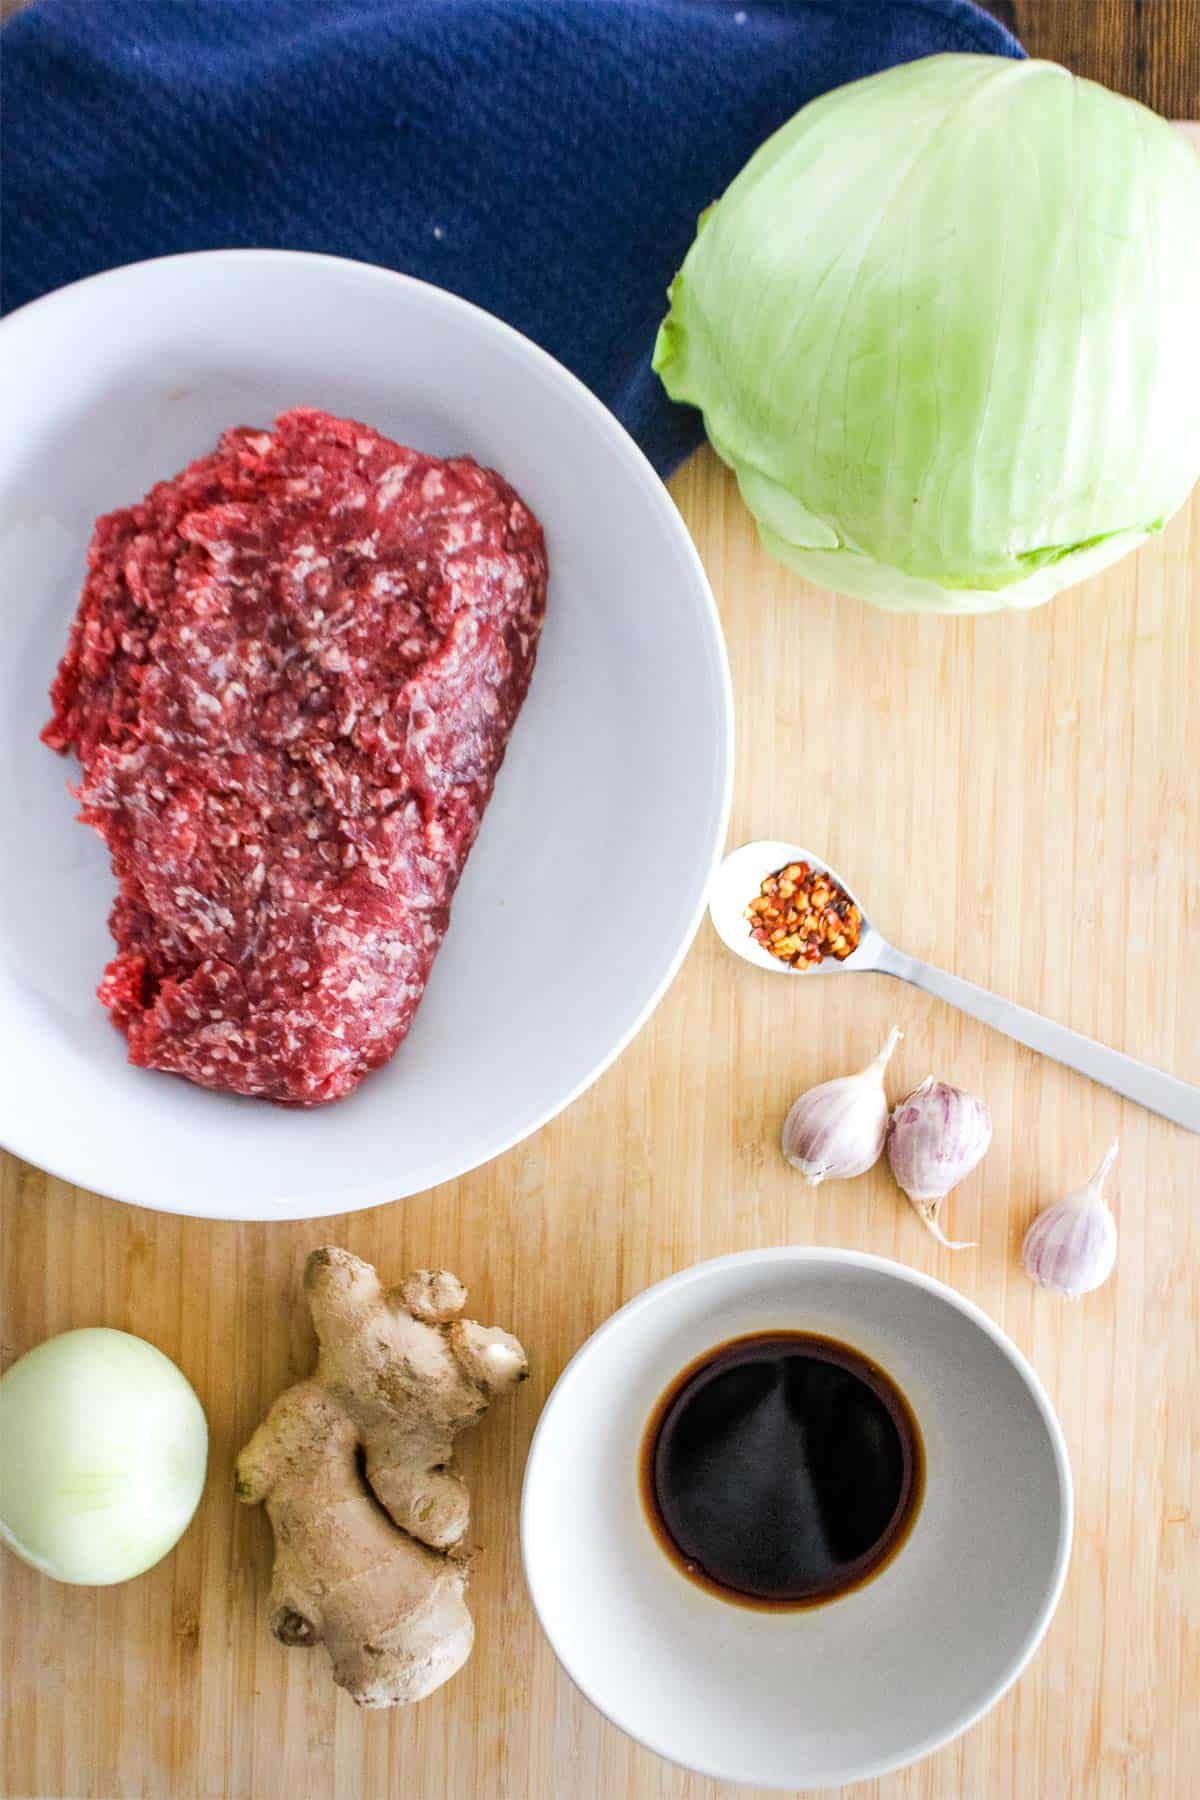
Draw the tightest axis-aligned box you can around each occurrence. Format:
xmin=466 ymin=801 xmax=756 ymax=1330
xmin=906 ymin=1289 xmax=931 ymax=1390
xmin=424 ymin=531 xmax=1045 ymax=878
xmin=522 ymin=1249 xmax=1072 ymax=1790
xmin=0 ymin=251 xmax=732 ymax=1219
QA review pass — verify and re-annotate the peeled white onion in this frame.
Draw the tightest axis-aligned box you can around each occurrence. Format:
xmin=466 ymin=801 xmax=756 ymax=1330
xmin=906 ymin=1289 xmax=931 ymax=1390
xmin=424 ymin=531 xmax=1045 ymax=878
xmin=0 ymin=1327 xmax=208 ymax=1585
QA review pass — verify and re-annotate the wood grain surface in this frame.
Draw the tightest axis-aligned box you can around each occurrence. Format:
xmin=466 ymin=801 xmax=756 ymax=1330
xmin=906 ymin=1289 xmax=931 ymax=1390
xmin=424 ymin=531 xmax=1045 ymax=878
xmin=980 ymin=0 xmax=1199 ymax=115
xmin=2 ymin=24 xmax=1199 ymax=1800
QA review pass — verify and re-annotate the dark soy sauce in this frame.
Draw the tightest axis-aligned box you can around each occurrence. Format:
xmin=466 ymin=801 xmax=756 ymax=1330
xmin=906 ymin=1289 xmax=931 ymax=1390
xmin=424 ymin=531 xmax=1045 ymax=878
xmin=640 ymin=1331 xmax=923 ymax=1610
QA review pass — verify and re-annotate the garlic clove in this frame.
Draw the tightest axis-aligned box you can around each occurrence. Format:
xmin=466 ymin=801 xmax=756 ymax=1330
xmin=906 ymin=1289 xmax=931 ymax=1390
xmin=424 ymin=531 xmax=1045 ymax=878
xmin=1021 ymin=1138 xmax=1119 ymax=1298
xmin=885 ymin=1078 xmax=992 ymax=1249
xmin=781 ymin=1027 xmax=901 ymax=1186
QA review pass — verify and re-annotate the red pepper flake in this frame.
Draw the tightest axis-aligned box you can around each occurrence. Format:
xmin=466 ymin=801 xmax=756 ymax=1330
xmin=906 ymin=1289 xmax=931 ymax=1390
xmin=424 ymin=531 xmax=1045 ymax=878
xmin=746 ymin=861 xmax=862 ymax=969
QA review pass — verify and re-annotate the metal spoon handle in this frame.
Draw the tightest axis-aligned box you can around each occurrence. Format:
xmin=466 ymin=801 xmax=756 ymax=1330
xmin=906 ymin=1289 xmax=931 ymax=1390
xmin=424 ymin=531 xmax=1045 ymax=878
xmin=875 ymin=943 xmax=1200 ymax=1133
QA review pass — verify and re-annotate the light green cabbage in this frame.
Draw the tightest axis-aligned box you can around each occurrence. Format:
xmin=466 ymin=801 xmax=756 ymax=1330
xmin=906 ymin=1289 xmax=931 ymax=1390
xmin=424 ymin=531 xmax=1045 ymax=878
xmin=654 ymin=55 xmax=1200 ymax=612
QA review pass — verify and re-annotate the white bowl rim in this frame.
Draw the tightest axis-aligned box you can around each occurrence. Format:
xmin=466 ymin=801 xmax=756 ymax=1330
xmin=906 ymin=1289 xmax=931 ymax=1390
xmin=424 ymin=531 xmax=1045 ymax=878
xmin=0 ymin=248 xmax=734 ymax=1218
xmin=520 ymin=1245 xmax=1074 ymax=1789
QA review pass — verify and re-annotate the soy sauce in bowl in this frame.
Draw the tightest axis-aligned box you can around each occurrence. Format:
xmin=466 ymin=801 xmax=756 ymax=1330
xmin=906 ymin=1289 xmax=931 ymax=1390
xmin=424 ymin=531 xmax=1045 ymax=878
xmin=640 ymin=1331 xmax=923 ymax=1610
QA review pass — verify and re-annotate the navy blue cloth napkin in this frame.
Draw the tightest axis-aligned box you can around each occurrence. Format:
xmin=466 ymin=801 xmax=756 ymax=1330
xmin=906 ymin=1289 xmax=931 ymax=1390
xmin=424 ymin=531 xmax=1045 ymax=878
xmin=1 ymin=0 xmax=1021 ymax=474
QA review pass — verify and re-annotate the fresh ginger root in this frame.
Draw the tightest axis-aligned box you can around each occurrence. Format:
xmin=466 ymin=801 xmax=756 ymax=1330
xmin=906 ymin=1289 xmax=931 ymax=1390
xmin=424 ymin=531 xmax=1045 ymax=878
xmin=235 ymin=1247 xmax=528 ymax=1707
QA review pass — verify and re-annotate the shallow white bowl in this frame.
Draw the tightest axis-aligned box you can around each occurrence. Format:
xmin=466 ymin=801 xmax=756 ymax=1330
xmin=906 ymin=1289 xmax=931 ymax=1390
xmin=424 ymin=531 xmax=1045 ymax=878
xmin=522 ymin=1249 xmax=1072 ymax=1790
xmin=0 ymin=251 xmax=732 ymax=1220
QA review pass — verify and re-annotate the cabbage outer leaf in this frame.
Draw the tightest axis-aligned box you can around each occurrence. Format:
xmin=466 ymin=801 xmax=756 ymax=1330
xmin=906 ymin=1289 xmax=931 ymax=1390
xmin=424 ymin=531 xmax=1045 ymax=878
xmin=655 ymin=56 xmax=1200 ymax=611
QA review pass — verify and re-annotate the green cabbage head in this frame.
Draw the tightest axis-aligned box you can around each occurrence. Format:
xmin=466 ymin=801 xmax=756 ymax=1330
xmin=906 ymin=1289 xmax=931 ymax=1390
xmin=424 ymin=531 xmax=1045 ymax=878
xmin=654 ymin=55 xmax=1200 ymax=612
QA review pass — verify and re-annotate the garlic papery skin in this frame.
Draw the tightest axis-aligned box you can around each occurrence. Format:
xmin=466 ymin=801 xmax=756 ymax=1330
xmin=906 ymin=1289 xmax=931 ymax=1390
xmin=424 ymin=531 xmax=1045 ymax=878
xmin=886 ymin=1079 xmax=992 ymax=1249
xmin=1021 ymin=1139 xmax=1119 ymax=1298
xmin=781 ymin=1028 xmax=901 ymax=1186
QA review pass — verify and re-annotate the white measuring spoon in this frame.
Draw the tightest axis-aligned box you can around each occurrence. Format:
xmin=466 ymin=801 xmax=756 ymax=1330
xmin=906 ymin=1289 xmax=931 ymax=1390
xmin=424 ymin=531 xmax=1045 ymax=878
xmin=709 ymin=840 xmax=1200 ymax=1134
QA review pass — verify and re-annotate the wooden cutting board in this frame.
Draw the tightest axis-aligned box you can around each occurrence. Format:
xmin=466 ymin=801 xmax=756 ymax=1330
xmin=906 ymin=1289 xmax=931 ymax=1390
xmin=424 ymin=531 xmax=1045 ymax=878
xmin=3 ymin=128 xmax=1198 ymax=1800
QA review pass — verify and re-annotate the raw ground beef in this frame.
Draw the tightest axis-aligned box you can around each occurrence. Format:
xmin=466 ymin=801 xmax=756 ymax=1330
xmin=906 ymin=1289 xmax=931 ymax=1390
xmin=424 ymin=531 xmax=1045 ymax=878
xmin=44 ymin=407 xmax=548 ymax=1105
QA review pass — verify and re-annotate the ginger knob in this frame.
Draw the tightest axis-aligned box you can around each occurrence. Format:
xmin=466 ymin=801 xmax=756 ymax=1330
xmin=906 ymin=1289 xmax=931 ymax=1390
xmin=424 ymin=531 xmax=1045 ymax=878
xmin=235 ymin=1247 xmax=528 ymax=1707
